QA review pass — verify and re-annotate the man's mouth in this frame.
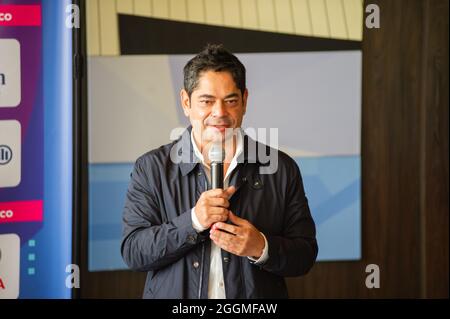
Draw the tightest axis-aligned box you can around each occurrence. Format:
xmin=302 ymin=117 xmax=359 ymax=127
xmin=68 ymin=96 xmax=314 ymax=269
xmin=208 ymin=125 xmax=230 ymax=132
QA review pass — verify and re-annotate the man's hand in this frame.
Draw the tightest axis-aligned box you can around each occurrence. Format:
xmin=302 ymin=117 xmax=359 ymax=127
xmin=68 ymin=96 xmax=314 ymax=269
xmin=210 ymin=211 xmax=265 ymax=259
xmin=194 ymin=186 xmax=236 ymax=229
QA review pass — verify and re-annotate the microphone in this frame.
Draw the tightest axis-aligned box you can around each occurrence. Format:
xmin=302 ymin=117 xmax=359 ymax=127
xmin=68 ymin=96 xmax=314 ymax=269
xmin=208 ymin=143 xmax=235 ymax=235
xmin=209 ymin=143 xmax=225 ymax=190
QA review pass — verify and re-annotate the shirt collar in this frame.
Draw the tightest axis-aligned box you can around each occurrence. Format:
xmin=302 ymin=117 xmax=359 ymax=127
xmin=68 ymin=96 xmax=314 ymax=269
xmin=190 ymin=128 xmax=244 ymax=167
xmin=176 ymin=125 xmax=262 ymax=176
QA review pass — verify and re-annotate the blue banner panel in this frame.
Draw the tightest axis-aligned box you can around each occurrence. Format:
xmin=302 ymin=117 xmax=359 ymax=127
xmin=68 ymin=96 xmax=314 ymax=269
xmin=0 ymin=0 xmax=72 ymax=299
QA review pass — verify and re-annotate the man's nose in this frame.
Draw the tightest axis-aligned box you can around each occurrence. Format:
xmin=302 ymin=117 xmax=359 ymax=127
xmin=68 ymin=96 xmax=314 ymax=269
xmin=211 ymin=101 xmax=227 ymax=117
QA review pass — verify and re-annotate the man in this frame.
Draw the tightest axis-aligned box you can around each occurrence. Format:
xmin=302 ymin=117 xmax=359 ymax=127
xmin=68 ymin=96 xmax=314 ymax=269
xmin=121 ymin=44 xmax=318 ymax=299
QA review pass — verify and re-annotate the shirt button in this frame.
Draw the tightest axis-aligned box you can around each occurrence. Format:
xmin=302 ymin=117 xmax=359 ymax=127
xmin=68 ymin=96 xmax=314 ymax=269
xmin=219 ymin=282 xmax=224 ymax=287
xmin=193 ymin=261 xmax=200 ymax=268
xmin=223 ymin=257 xmax=230 ymax=263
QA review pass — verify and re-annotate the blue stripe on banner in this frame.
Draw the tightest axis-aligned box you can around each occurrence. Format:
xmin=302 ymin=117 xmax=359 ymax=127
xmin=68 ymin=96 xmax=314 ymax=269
xmin=36 ymin=0 xmax=73 ymax=297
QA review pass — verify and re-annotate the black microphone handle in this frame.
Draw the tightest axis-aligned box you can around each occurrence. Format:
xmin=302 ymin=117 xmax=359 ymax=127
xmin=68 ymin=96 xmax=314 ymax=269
xmin=210 ymin=162 xmax=224 ymax=189
xmin=210 ymin=162 xmax=234 ymax=234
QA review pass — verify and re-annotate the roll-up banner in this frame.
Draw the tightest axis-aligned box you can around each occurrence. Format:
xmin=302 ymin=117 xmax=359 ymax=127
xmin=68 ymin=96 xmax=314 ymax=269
xmin=0 ymin=0 xmax=73 ymax=299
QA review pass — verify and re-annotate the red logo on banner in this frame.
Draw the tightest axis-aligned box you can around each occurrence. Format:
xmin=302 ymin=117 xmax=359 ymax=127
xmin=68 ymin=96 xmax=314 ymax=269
xmin=0 ymin=5 xmax=41 ymax=26
xmin=0 ymin=200 xmax=43 ymax=223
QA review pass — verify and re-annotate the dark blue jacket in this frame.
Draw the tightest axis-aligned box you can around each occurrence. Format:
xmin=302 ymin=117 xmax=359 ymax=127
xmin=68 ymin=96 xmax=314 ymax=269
xmin=121 ymin=126 xmax=318 ymax=298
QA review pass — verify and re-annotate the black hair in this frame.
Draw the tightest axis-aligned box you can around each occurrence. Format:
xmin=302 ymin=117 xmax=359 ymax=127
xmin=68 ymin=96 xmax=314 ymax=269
xmin=183 ymin=43 xmax=246 ymax=98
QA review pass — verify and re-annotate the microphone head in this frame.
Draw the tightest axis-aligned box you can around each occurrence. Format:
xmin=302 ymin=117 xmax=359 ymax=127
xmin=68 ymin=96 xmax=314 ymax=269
xmin=208 ymin=143 xmax=225 ymax=163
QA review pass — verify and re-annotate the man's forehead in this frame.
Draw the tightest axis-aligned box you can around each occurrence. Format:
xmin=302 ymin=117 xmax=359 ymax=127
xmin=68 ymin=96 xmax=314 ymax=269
xmin=192 ymin=71 xmax=240 ymax=95
xmin=196 ymin=92 xmax=240 ymax=99
xmin=196 ymin=71 xmax=237 ymax=86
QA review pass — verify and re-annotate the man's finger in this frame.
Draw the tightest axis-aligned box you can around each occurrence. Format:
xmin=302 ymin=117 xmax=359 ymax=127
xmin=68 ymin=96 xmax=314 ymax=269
xmin=208 ymin=207 xmax=230 ymax=216
xmin=210 ymin=228 xmax=236 ymax=244
xmin=208 ymin=188 xmax=235 ymax=199
xmin=205 ymin=188 xmax=227 ymax=198
xmin=224 ymin=186 xmax=236 ymax=198
xmin=214 ymin=222 xmax=240 ymax=236
xmin=207 ymin=197 xmax=229 ymax=208
xmin=210 ymin=215 xmax=228 ymax=224
xmin=210 ymin=230 xmax=242 ymax=255
xmin=228 ymin=211 xmax=247 ymax=226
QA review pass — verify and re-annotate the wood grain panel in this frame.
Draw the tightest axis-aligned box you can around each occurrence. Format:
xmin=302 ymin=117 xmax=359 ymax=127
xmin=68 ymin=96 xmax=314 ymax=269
xmin=420 ymin=0 xmax=449 ymax=298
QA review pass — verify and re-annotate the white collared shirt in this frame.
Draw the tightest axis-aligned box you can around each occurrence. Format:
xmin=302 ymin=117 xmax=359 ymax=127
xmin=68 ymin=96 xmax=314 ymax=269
xmin=190 ymin=129 xmax=269 ymax=299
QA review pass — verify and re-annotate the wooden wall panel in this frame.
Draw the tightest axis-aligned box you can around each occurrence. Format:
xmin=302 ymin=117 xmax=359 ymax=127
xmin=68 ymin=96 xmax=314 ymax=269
xmin=421 ymin=0 xmax=449 ymax=298
xmin=286 ymin=0 xmax=448 ymax=298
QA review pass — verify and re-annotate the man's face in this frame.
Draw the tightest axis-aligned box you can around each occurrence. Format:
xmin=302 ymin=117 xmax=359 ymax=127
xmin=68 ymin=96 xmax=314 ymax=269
xmin=181 ymin=70 xmax=248 ymax=148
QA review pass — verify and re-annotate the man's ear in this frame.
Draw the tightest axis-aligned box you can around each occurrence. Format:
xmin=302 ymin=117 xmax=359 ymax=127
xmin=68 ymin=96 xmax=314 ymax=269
xmin=242 ymin=89 xmax=248 ymax=115
xmin=180 ymin=89 xmax=191 ymax=117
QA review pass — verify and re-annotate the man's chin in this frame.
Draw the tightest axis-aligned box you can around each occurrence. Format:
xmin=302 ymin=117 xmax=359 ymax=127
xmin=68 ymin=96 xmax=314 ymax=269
xmin=203 ymin=127 xmax=234 ymax=144
xmin=204 ymin=132 xmax=225 ymax=144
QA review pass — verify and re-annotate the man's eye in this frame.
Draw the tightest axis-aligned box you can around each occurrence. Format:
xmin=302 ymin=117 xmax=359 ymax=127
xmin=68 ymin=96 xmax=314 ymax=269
xmin=200 ymin=100 xmax=213 ymax=104
xmin=225 ymin=100 xmax=238 ymax=105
